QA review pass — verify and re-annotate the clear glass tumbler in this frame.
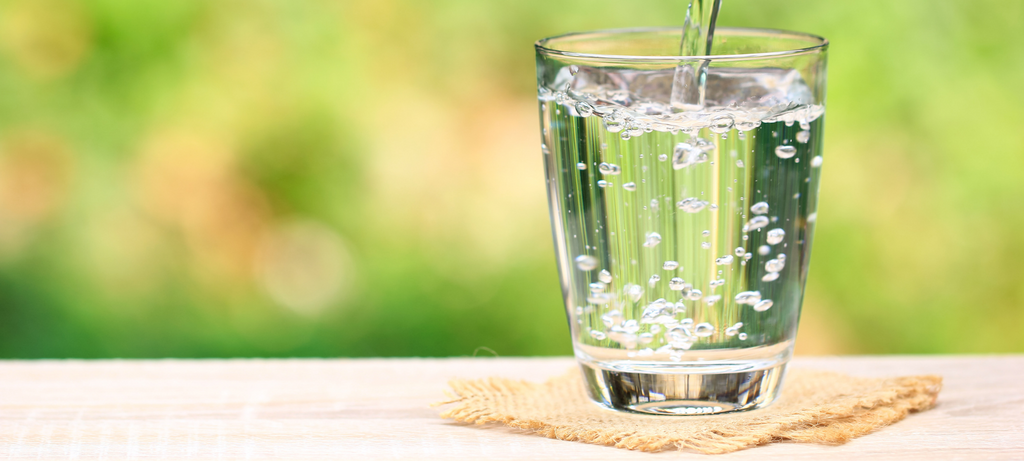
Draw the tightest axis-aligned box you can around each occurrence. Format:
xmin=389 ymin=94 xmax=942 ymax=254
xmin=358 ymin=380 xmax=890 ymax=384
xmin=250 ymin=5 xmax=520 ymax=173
xmin=536 ymin=28 xmax=828 ymax=415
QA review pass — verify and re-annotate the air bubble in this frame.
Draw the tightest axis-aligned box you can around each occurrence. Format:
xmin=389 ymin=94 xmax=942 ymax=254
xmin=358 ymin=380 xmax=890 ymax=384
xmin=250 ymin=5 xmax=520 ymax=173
xmin=575 ymin=255 xmax=598 ymax=271
xmin=753 ymin=299 xmax=774 ymax=312
xmin=589 ymin=282 xmax=605 ymax=293
xmin=686 ymin=289 xmax=703 ymax=300
xmin=765 ymin=258 xmax=785 ymax=273
xmin=663 ymin=261 xmax=680 ymax=271
xmin=658 ymin=153 xmax=668 ymax=162
xmin=715 ymin=255 xmax=734 ymax=265
xmin=738 ymin=333 xmax=748 ymax=340
xmin=736 ymin=159 xmax=745 ymax=168
xmin=623 ymin=182 xmax=637 ymax=191
xmin=598 ymin=269 xmax=613 ymax=284
xmin=643 ymin=232 xmax=662 ymax=248
xmin=576 ymin=162 xmax=587 ymax=170
xmin=709 ymin=114 xmax=734 ymax=134
xmin=766 ymin=228 xmax=785 ymax=245
xmin=598 ymin=163 xmax=621 ymax=175
xmin=734 ymin=291 xmax=762 ymax=305
xmin=575 ymin=101 xmax=594 ymax=117
xmin=796 ymin=130 xmax=810 ymax=143
xmin=694 ymin=323 xmax=715 ymax=337
xmin=775 ymin=145 xmax=797 ymax=159
xmin=735 ymin=247 xmax=746 ymax=257
xmin=704 ymin=295 xmax=722 ymax=306
xmin=648 ymin=274 xmax=661 ymax=288
xmin=725 ymin=322 xmax=743 ymax=336
xmin=762 ymin=272 xmax=780 ymax=282
xmin=597 ymin=180 xmax=609 ymax=188
xmin=750 ymin=202 xmax=769 ymax=215
xmin=590 ymin=330 xmax=606 ymax=340
xmin=678 ymin=198 xmax=709 ymax=213
xmin=811 ymin=155 xmax=823 ymax=168
xmin=668 ymin=277 xmax=686 ymax=291
xmin=758 ymin=245 xmax=771 ymax=255
xmin=747 ymin=216 xmax=770 ymax=231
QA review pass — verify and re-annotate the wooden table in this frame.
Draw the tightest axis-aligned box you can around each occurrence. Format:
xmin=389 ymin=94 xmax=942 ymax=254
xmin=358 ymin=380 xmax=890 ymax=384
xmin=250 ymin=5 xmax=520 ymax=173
xmin=1 ymin=356 xmax=1021 ymax=460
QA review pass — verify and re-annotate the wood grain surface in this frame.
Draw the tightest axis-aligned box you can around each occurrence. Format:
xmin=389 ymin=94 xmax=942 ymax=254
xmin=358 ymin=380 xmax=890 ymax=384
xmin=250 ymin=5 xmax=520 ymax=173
xmin=1 ymin=356 xmax=1022 ymax=460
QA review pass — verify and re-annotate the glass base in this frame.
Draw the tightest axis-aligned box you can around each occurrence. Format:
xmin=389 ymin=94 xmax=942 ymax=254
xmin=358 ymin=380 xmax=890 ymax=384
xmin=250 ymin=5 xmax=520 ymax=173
xmin=578 ymin=358 xmax=787 ymax=415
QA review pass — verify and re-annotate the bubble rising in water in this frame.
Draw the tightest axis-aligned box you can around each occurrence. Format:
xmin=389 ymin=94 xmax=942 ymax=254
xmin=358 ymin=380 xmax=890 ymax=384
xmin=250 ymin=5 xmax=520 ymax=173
xmin=694 ymin=323 xmax=715 ymax=337
xmin=597 ymin=180 xmax=609 ymax=188
xmin=686 ymin=289 xmax=703 ymax=300
xmin=643 ymin=232 xmax=662 ymax=248
xmin=623 ymin=182 xmax=637 ymax=191
xmin=762 ymin=272 xmax=780 ymax=282
xmin=678 ymin=197 xmax=709 ymax=213
xmin=658 ymin=153 xmax=668 ymax=162
xmin=775 ymin=145 xmax=797 ymax=159
xmin=598 ymin=162 xmax=621 ymax=175
xmin=575 ymin=101 xmax=594 ymax=117
xmin=811 ymin=155 xmax=823 ymax=168
xmin=734 ymin=246 xmax=746 ymax=257
xmin=598 ymin=269 xmax=613 ymax=284
xmin=576 ymin=162 xmax=587 ymax=170
xmin=750 ymin=202 xmax=769 ymax=215
xmin=668 ymin=277 xmax=686 ymax=291
xmin=738 ymin=333 xmax=748 ymax=340
xmin=725 ymin=322 xmax=744 ymax=336
xmin=796 ymin=130 xmax=811 ymax=143
xmin=765 ymin=258 xmax=785 ymax=273
xmin=575 ymin=255 xmax=598 ymax=271
xmin=735 ymin=291 xmax=762 ymax=305
xmin=701 ymin=242 xmax=711 ymax=249
xmin=747 ymin=216 xmax=770 ymax=231
xmin=758 ymin=245 xmax=771 ymax=255
xmin=589 ymin=282 xmax=605 ymax=293
xmin=766 ymin=228 xmax=786 ymax=245
xmin=590 ymin=330 xmax=606 ymax=340
xmin=648 ymin=274 xmax=661 ymax=288
xmin=715 ymin=255 xmax=734 ymax=265
xmin=663 ymin=260 xmax=679 ymax=271
xmin=753 ymin=299 xmax=774 ymax=312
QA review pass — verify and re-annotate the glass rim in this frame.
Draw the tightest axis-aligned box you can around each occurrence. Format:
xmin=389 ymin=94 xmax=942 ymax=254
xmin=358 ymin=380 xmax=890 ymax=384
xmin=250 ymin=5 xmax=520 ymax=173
xmin=535 ymin=26 xmax=828 ymax=63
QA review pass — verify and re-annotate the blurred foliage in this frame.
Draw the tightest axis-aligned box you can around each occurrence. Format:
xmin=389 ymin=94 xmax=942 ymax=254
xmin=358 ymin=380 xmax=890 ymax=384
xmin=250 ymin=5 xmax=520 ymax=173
xmin=0 ymin=0 xmax=1021 ymax=358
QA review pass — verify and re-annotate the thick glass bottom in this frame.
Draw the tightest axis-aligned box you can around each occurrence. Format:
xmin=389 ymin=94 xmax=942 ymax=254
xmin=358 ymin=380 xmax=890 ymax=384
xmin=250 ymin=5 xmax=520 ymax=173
xmin=578 ymin=352 xmax=788 ymax=415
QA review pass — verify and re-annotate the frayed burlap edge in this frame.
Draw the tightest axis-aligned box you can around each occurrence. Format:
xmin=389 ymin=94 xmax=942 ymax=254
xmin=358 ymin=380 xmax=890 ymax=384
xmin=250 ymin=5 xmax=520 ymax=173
xmin=435 ymin=369 xmax=941 ymax=454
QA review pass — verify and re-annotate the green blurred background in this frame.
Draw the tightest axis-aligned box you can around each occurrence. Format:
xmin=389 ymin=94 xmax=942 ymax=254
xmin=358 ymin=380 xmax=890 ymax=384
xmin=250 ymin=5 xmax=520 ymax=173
xmin=0 ymin=0 xmax=1021 ymax=358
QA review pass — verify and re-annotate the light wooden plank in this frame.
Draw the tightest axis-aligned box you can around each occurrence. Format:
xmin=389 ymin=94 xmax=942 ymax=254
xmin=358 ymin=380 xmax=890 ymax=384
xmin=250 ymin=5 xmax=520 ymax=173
xmin=0 ymin=356 xmax=1022 ymax=460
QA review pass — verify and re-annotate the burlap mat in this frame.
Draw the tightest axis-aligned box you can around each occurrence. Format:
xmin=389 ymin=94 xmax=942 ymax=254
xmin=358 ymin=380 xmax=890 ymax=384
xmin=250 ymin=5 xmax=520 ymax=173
xmin=437 ymin=368 xmax=941 ymax=454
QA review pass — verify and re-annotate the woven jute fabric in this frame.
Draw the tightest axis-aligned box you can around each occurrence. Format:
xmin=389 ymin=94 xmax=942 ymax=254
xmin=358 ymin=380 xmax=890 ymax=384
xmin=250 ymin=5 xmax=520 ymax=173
xmin=438 ymin=368 xmax=941 ymax=454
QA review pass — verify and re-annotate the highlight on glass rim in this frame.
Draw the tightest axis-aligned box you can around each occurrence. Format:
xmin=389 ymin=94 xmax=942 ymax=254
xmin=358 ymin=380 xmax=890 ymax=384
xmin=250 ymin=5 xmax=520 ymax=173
xmin=0 ymin=0 xmax=1022 ymax=456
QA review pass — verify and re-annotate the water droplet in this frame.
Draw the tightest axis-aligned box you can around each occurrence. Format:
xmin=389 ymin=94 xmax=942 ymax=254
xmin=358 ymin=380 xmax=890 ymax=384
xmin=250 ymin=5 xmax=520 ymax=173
xmin=750 ymin=202 xmax=769 ymax=215
xmin=686 ymin=289 xmax=703 ymax=300
xmin=694 ymin=323 xmax=715 ymax=337
xmin=620 ymin=131 xmax=632 ymax=140
xmin=663 ymin=260 xmax=679 ymax=271
xmin=677 ymin=197 xmax=709 ymax=213
xmin=738 ymin=332 xmax=748 ymax=340
xmin=766 ymin=228 xmax=785 ymax=245
xmin=701 ymin=242 xmax=711 ymax=249
xmin=590 ymin=330 xmax=606 ymax=340
xmin=765 ymin=258 xmax=785 ymax=273
xmin=734 ymin=291 xmax=762 ymax=305
xmin=709 ymin=114 xmax=734 ymax=133
xmin=597 ymin=180 xmax=609 ymax=188
xmin=796 ymin=130 xmax=811 ymax=143
xmin=734 ymin=247 xmax=746 ymax=257
xmin=753 ymin=299 xmax=774 ymax=312
xmin=598 ymin=269 xmax=612 ymax=284
xmin=715 ymin=255 xmax=734 ymax=265
xmin=799 ymin=120 xmax=811 ymax=130
xmin=747 ymin=216 xmax=770 ymax=231
xmin=623 ymin=182 xmax=637 ymax=191
xmin=778 ymin=253 xmax=786 ymax=261
xmin=643 ymin=232 xmax=662 ymax=248
xmin=589 ymin=282 xmax=605 ymax=293
xmin=576 ymin=162 xmax=587 ymax=170
xmin=775 ymin=145 xmax=797 ymax=159
xmin=758 ymin=245 xmax=771 ymax=256
xmin=736 ymin=159 xmax=745 ymax=168
xmin=604 ymin=118 xmax=623 ymax=133
xmin=811 ymin=155 xmax=823 ymax=168
xmin=648 ymin=274 xmax=661 ymax=288
xmin=762 ymin=272 xmax=780 ymax=282
xmin=575 ymin=255 xmax=598 ymax=271
xmin=598 ymin=163 xmax=621 ymax=175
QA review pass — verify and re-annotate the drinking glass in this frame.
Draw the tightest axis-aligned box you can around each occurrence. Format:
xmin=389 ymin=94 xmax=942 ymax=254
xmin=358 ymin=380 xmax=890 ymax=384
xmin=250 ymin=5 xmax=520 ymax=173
xmin=536 ymin=27 xmax=828 ymax=414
